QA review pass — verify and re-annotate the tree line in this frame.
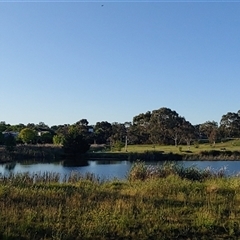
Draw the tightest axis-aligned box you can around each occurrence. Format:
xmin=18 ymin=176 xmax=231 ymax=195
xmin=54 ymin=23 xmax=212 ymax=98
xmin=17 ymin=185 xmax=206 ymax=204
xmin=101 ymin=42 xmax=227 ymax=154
xmin=1 ymin=107 xmax=240 ymax=148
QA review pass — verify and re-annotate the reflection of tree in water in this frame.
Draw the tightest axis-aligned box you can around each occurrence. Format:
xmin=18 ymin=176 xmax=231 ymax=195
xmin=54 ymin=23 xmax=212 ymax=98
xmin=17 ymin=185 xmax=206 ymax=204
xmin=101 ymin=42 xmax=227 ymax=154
xmin=62 ymin=159 xmax=89 ymax=167
xmin=95 ymin=160 xmax=121 ymax=165
xmin=4 ymin=163 xmax=16 ymax=172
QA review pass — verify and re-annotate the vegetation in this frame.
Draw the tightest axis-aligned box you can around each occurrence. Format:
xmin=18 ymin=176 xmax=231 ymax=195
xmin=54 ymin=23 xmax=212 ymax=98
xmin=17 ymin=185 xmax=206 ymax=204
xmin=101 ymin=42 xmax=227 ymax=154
xmin=1 ymin=108 xmax=240 ymax=148
xmin=18 ymin=128 xmax=37 ymax=144
xmin=0 ymin=145 xmax=63 ymax=163
xmin=0 ymin=162 xmax=240 ymax=239
xmin=1 ymin=107 xmax=240 ymax=161
xmin=4 ymin=134 xmax=16 ymax=153
xmin=62 ymin=131 xmax=90 ymax=159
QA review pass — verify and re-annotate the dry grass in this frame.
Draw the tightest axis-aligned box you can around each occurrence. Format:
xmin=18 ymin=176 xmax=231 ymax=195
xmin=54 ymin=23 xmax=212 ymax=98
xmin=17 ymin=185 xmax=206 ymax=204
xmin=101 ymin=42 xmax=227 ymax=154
xmin=1 ymin=164 xmax=240 ymax=239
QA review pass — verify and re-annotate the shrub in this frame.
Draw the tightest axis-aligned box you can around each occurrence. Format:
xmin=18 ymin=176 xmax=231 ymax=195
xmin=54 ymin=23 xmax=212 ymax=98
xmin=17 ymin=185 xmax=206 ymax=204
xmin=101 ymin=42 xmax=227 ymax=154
xmin=128 ymin=161 xmax=227 ymax=182
xmin=62 ymin=132 xmax=90 ymax=159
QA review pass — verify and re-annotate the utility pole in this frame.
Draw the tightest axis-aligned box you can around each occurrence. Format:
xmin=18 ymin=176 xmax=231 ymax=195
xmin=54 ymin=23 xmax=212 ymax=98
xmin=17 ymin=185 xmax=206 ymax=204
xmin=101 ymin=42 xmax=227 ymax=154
xmin=125 ymin=135 xmax=128 ymax=152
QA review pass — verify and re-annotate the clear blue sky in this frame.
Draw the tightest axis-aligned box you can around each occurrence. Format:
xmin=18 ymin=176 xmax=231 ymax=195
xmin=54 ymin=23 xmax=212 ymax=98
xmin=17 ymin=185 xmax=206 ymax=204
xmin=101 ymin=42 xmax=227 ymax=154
xmin=1 ymin=1 xmax=240 ymax=127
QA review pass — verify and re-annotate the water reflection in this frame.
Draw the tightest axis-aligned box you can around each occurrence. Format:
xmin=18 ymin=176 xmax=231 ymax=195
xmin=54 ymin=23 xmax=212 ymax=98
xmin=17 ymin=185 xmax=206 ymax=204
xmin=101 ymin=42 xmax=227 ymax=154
xmin=4 ymin=163 xmax=16 ymax=172
xmin=95 ymin=160 xmax=126 ymax=165
xmin=1 ymin=160 xmax=240 ymax=180
xmin=62 ymin=159 xmax=89 ymax=167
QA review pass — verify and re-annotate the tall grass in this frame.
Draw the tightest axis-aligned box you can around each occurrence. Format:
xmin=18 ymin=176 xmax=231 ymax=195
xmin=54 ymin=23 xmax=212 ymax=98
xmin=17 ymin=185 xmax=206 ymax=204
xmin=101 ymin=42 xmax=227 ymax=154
xmin=0 ymin=145 xmax=63 ymax=163
xmin=1 ymin=163 xmax=240 ymax=239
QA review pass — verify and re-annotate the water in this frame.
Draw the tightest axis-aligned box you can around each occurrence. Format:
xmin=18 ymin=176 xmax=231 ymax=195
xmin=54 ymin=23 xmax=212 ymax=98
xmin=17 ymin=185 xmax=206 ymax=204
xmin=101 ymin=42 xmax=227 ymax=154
xmin=1 ymin=160 xmax=240 ymax=180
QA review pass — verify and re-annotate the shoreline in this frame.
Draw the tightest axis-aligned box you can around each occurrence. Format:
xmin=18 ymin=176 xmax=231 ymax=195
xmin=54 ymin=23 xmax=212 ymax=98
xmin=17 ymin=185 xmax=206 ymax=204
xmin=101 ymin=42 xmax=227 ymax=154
xmin=1 ymin=145 xmax=240 ymax=163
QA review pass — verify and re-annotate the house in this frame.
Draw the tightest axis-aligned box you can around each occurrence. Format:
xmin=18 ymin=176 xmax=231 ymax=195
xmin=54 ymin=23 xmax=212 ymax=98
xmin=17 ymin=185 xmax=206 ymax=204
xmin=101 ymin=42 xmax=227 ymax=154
xmin=2 ymin=131 xmax=19 ymax=139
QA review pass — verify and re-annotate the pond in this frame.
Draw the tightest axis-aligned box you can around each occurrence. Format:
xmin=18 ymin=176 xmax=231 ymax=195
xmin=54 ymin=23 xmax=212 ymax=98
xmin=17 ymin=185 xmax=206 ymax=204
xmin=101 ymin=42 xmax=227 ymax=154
xmin=1 ymin=160 xmax=240 ymax=180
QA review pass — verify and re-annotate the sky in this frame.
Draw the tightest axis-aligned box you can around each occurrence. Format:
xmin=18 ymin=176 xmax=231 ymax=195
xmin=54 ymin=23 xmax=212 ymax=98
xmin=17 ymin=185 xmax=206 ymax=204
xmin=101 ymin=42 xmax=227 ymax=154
xmin=1 ymin=1 xmax=240 ymax=127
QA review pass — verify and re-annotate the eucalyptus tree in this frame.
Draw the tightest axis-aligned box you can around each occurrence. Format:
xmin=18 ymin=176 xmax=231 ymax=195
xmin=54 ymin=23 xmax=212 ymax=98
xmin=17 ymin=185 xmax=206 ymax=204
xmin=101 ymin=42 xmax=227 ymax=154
xmin=73 ymin=119 xmax=94 ymax=143
xmin=149 ymin=107 xmax=185 ymax=145
xmin=94 ymin=121 xmax=112 ymax=144
xmin=109 ymin=122 xmax=126 ymax=146
xmin=219 ymin=111 xmax=240 ymax=139
xmin=131 ymin=111 xmax=151 ymax=144
xmin=199 ymin=121 xmax=218 ymax=145
xmin=182 ymin=120 xmax=197 ymax=147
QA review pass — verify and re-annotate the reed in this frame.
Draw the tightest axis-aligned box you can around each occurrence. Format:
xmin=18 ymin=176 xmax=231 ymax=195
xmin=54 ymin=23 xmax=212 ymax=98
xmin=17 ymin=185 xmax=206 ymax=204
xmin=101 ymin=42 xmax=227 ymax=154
xmin=1 ymin=163 xmax=240 ymax=239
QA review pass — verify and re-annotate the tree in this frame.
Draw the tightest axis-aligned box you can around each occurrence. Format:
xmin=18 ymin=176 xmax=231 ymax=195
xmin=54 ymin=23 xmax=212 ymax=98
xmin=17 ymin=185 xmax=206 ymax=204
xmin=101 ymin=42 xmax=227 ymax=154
xmin=131 ymin=112 xmax=151 ymax=144
xmin=53 ymin=134 xmax=65 ymax=145
xmin=219 ymin=111 xmax=240 ymax=139
xmin=76 ymin=119 xmax=89 ymax=126
xmin=199 ymin=121 xmax=218 ymax=145
xmin=0 ymin=121 xmax=7 ymax=133
xmin=94 ymin=121 xmax=112 ymax=144
xmin=19 ymin=128 xmax=37 ymax=144
xmin=0 ymin=132 xmax=4 ymax=145
xmin=149 ymin=107 xmax=183 ymax=145
xmin=182 ymin=120 xmax=197 ymax=147
xmin=62 ymin=130 xmax=90 ymax=159
xmin=109 ymin=122 xmax=126 ymax=146
xmin=73 ymin=119 xmax=94 ymax=144
xmin=39 ymin=132 xmax=53 ymax=144
xmin=4 ymin=134 xmax=16 ymax=153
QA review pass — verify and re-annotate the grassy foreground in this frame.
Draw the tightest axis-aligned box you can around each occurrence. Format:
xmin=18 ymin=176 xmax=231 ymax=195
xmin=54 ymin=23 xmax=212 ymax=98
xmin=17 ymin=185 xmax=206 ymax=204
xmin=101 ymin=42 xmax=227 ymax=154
xmin=1 ymin=163 xmax=240 ymax=239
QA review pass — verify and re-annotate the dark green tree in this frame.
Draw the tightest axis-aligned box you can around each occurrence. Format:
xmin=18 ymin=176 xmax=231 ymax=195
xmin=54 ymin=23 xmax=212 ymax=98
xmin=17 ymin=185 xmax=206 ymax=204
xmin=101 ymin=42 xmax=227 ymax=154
xmin=131 ymin=112 xmax=151 ymax=144
xmin=0 ymin=121 xmax=7 ymax=133
xmin=4 ymin=134 xmax=16 ymax=153
xmin=109 ymin=122 xmax=126 ymax=147
xmin=0 ymin=132 xmax=4 ymax=145
xmin=219 ymin=111 xmax=240 ymax=139
xmin=39 ymin=132 xmax=53 ymax=144
xmin=94 ymin=121 xmax=112 ymax=144
xmin=149 ymin=108 xmax=182 ymax=145
xmin=62 ymin=130 xmax=90 ymax=159
xmin=182 ymin=120 xmax=197 ymax=147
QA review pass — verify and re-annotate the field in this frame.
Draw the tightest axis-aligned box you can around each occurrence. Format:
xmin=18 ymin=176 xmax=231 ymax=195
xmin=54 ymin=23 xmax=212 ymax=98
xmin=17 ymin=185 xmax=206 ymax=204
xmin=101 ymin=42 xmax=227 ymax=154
xmin=124 ymin=139 xmax=240 ymax=154
xmin=1 ymin=163 xmax=240 ymax=239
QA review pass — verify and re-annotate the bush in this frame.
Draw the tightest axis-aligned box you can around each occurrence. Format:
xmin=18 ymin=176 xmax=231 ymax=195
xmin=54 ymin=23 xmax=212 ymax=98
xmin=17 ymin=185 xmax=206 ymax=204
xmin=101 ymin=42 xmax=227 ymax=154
xmin=4 ymin=135 xmax=16 ymax=153
xmin=62 ymin=132 xmax=90 ymax=159
xmin=128 ymin=161 xmax=227 ymax=182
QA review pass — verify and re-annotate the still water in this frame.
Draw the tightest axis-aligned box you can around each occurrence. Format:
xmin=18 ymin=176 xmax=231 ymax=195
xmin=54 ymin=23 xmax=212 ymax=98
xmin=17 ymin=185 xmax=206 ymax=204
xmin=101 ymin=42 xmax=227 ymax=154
xmin=1 ymin=160 xmax=240 ymax=180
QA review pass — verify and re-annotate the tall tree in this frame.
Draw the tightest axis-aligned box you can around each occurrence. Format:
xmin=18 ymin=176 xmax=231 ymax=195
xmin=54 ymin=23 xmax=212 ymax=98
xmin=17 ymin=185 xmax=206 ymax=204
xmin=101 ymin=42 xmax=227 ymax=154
xmin=199 ymin=121 xmax=218 ymax=145
xmin=131 ymin=111 xmax=151 ymax=144
xmin=0 ymin=121 xmax=7 ymax=132
xmin=182 ymin=120 xmax=197 ymax=147
xmin=149 ymin=107 xmax=183 ymax=145
xmin=110 ymin=122 xmax=126 ymax=146
xmin=62 ymin=128 xmax=90 ymax=159
xmin=94 ymin=121 xmax=112 ymax=144
xmin=219 ymin=111 xmax=240 ymax=139
xmin=74 ymin=119 xmax=94 ymax=144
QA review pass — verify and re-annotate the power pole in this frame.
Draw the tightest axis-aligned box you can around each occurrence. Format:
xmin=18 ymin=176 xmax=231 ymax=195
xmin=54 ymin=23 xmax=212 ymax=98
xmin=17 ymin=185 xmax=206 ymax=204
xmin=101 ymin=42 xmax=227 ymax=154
xmin=125 ymin=135 xmax=128 ymax=152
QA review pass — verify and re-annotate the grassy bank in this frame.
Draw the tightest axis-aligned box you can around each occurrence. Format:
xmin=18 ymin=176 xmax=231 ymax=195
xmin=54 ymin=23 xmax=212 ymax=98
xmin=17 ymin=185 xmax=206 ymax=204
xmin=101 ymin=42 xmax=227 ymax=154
xmin=88 ymin=140 xmax=240 ymax=161
xmin=1 ymin=140 xmax=240 ymax=163
xmin=0 ymin=163 xmax=240 ymax=239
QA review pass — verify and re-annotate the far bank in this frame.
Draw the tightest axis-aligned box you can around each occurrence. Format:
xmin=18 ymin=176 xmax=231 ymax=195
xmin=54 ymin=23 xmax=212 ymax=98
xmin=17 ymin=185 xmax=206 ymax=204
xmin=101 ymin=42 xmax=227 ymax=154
xmin=1 ymin=143 xmax=240 ymax=163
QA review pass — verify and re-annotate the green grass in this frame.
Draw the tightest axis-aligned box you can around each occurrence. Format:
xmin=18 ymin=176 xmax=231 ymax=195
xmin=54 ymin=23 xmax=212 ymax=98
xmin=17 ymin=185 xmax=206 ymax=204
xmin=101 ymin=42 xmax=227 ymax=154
xmin=124 ymin=140 xmax=240 ymax=155
xmin=1 ymin=163 xmax=240 ymax=239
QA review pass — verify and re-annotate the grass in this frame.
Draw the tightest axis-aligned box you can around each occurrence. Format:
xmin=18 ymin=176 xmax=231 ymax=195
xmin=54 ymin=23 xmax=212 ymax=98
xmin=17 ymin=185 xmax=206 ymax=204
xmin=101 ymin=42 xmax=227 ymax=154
xmin=125 ymin=140 xmax=240 ymax=154
xmin=0 ymin=145 xmax=63 ymax=163
xmin=1 ymin=162 xmax=240 ymax=239
xmin=88 ymin=140 xmax=240 ymax=161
